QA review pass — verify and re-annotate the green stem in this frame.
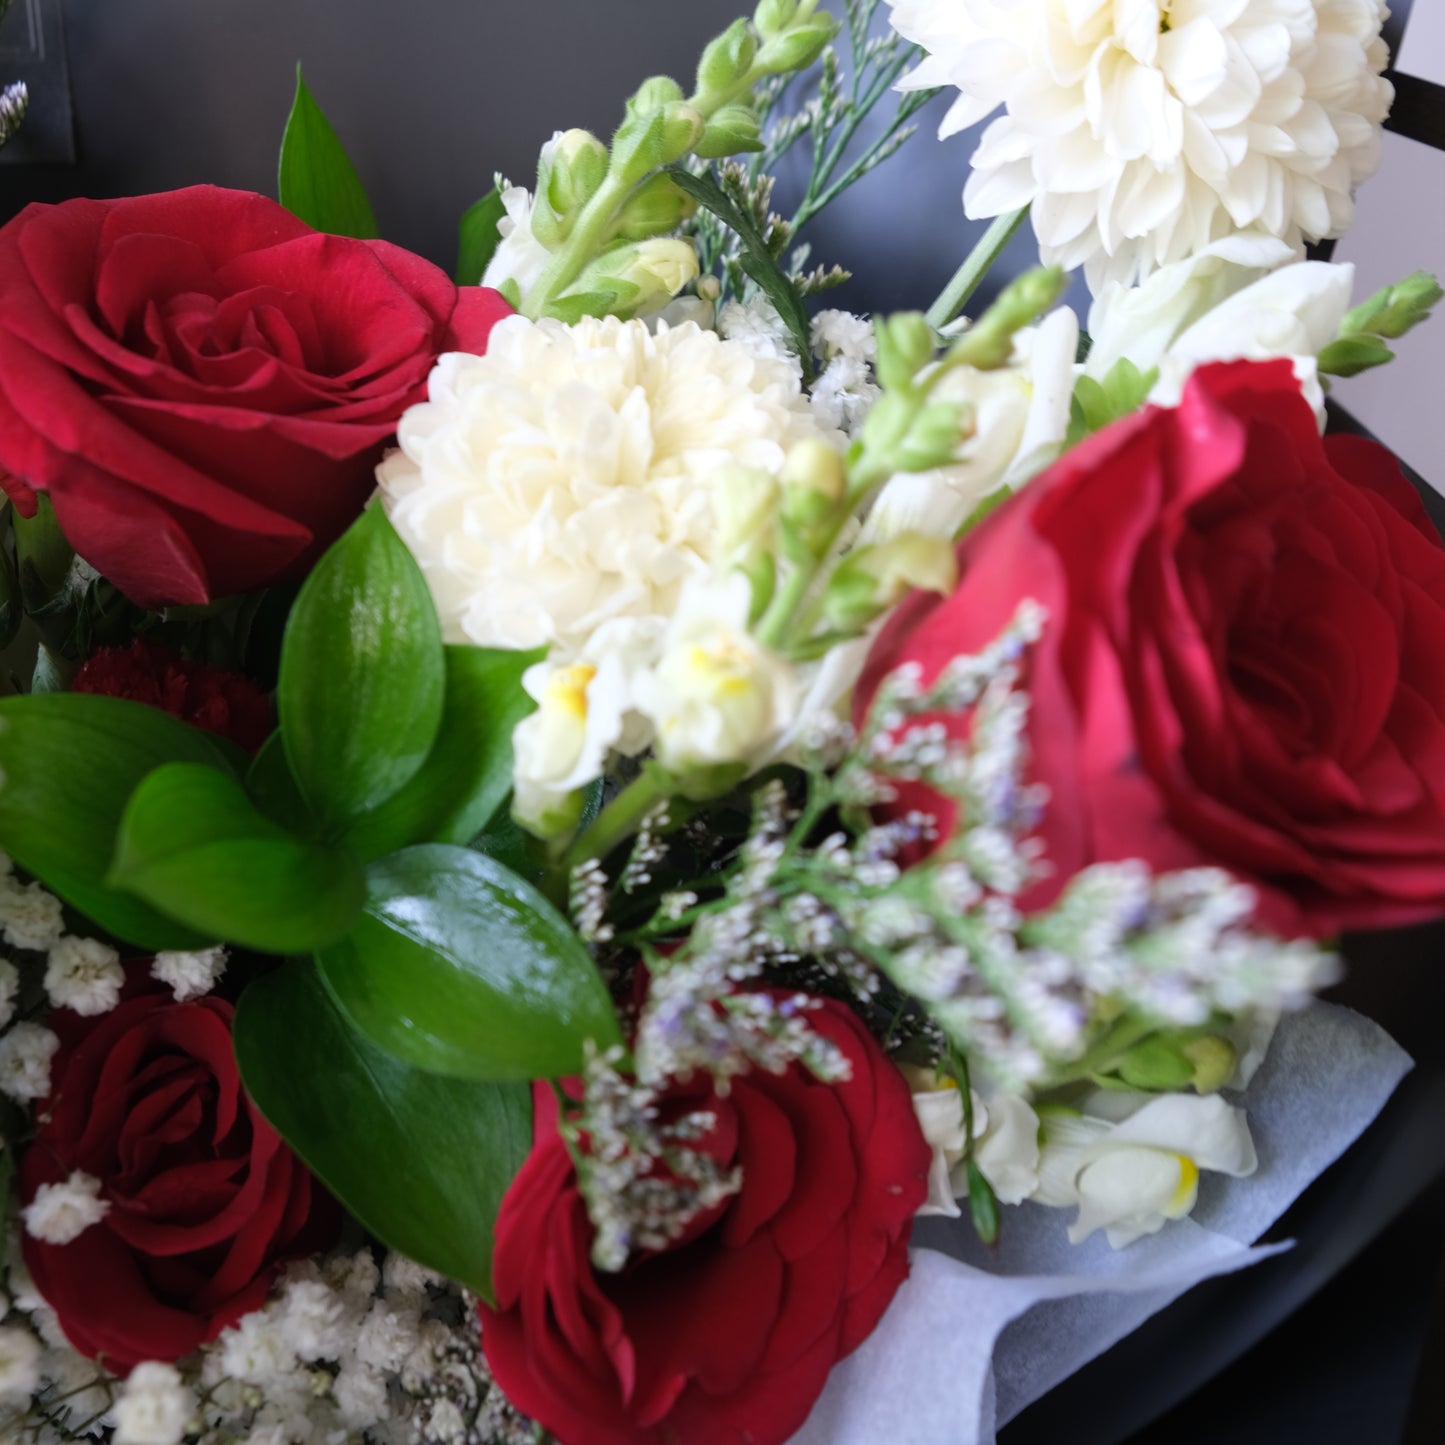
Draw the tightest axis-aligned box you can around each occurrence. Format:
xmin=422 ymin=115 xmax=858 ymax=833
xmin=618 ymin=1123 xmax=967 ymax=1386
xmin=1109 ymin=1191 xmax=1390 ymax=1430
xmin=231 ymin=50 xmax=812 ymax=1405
xmin=520 ymin=173 xmax=632 ymax=320
xmin=1041 ymin=1015 xmax=1159 ymax=1092
xmin=563 ymin=769 xmax=671 ymax=871
xmin=925 ymin=206 xmax=1031 ymax=332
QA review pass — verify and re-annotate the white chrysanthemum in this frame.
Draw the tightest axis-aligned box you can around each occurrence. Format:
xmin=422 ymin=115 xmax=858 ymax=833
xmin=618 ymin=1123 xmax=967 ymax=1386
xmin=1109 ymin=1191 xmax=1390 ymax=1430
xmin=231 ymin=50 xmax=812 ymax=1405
xmin=0 ymin=876 xmax=65 ymax=953
xmin=111 ymin=1362 xmax=196 ymax=1445
xmin=889 ymin=0 xmax=1393 ymax=289
xmin=0 ymin=1022 xmax=59 ymax=1101
xmin=151 ymin=946 xmax=228 ymax=1003
xmin=44 ymin=936 xmax=123 ymax=1016
xmin=23 ymin=1169 xmax=109 ymax=1245
xmin=378 ymin=315 xmax=834 ymax=654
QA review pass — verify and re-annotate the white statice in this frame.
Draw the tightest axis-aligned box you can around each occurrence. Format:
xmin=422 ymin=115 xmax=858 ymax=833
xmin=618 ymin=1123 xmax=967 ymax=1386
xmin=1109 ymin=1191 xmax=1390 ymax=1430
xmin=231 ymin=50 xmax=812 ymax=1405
xmin=111 ymin=1362 xmax=195 ymax=1445
xmin=907 ymin=1071 xmax=1042 ymax=1217
xmin=22 ymin=1170 xmax=109 ymax=1245
xmin=0 ymin=1325 xmax=41 ymax=1400
xmin=636 ymin=573 xmax=801 ymax=775
xmin=0 ymin=1022 xmax=58 ymax=1101
xmin=0 ymin=876 xmax=65 ymax=953
xmin=0 ymin=958 xmax=18 ymax=1030
xmin=1088 ymin=241 xmax=1355 ymax=420
xmin=1035 ymin=1091 xmax=1258 ymax=1247
xmin=150 ymin=946 xmax=228 ymax=1003
xmin=378 ymin=315 xmax=835 ymax=655
xmin=863 ymin=306 xmax=1079 ymax=543
xmin=889 ymin=0 xmax=1393 ymax=289
xmin=43 ymin=936 xmax=123 ymax=1016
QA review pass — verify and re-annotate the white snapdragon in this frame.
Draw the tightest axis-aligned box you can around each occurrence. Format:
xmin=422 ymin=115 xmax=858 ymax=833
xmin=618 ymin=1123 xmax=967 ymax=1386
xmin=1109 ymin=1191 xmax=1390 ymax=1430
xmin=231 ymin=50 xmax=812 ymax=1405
xmin=111 ymin=1362 xmax=196 ymax=1445
xmin=0 ymin=876 xmax=65 ymax=953
xmin=0 ymin=958 xmax=18 ymax=1030
xmin=889 ymin=0 xmax=1393 ymax=289
xmin=22 ymin=1169 xmax=109 ymax=1245
xmin=379 ymin=315 xmax=835 ymax=655
xmin=1087 ymin=239 xmax=1356 ymax=420
xmin=0 ymin=1325 xmax=42 ymax=1399
xmin=151 ymin=946 xmax=228 ymax=1002
xmin=864 ymin=306 xmax=1079 ymax=543
xmin=480 ymin=133 xmax=564 ymax=295
xmin=907 ymin=1072 xmax=1041 ymax=1217
xmin=0 ymin=1022 xmax=59 ymax=1101
xmin=637 ymin=573 xmax=800 ymax=775
xmin=1035 ymin=1091 xmax=1258 ymax=1248
xmin=44 ymin=936 xmax=123 ymax=1016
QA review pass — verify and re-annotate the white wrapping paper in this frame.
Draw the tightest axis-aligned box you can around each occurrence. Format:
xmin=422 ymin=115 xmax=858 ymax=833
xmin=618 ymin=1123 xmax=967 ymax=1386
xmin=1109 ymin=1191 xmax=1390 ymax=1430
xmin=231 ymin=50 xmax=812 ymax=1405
xmin=791 ymin=1003 xmax=1412 ymax=1445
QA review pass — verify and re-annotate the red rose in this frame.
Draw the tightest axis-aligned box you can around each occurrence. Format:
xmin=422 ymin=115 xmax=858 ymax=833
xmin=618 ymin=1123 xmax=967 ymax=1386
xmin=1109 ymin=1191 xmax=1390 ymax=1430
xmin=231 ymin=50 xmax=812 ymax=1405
xmin=480 ymin=995 xmax=930 ymax=1445
xmin=74 ymin=639 xmax=272 ymax=753
xmin=20 ymin=976 xmax=338 ymax=1370
xmin=0 ymin=185 xmax=510 ymax=607
xmin=858 ymin=360 xmax=1445 ymax=937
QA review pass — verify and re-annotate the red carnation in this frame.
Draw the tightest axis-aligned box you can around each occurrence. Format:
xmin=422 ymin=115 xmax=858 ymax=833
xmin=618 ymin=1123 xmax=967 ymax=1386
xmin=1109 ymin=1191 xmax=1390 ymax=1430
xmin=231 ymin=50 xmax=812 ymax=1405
xmin=0 ymin=185 xmax=511 ymax=607
xmin=480 ymin=993 xmax=930 ymax=1445
xmin=858 ymin=359 xmax=1445 ymax=937
xmin=74 ymin=639 xmax=272 ymax=753
xmin=20 ymin=971 xmax=338 ymax=1371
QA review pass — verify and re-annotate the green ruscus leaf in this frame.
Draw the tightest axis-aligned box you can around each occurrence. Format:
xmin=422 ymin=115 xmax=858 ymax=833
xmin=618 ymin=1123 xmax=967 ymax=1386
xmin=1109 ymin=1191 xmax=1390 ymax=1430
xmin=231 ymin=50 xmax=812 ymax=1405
xmin=341 ymin=644 xmax=544 ymax=862
xmin=278 ymin=66 xmax=381 ymax=239
xmin=110 ymin=763 xmax=366 ymax=953
xmin=0 ymin=694 xmax=240 ymax=949
xmin=235 ymin=959 xmax=531 ymax=1302
xmin=277 ymin=507 xmax=446 ymax=835
xmin=318 ymin=843 xmax=621 ymax=1080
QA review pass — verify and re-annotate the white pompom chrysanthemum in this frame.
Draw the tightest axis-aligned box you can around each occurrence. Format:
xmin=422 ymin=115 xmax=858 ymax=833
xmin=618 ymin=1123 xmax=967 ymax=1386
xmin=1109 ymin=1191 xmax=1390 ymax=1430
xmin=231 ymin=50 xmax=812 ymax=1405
xmin=378 ymin=315 xmax=835 ymax=655
xmin=888 ymin=0 xmax=1393 ymax=290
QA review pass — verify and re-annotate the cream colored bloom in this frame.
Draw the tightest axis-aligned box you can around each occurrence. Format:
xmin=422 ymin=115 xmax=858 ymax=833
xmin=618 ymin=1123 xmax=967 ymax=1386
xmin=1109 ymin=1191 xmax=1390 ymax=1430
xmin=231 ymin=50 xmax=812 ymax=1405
xmin=864 ymin=306 xmax=1079 ymax=543
xmin=1035 ymin=1091 xmax=1258 ymax=1248
xmin=889 ymin=0 xmax=1393 ymax=290
xmin=481 ymin=131 xmax=564 ymax=295
xmin=22 ymin=1169 xmax=109 ymax=1245
xmin=638 ymin=573 xmax=800 ymax=774
xmin=379 ymin=316 xmax=833 ymax=654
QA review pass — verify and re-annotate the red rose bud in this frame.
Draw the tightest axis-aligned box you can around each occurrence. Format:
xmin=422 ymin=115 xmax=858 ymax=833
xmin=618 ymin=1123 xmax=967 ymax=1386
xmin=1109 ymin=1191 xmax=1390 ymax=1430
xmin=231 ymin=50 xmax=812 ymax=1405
xmin=74 ymin=639 xmax=272 ymax=754
xmin=19 ymin=971 xmax=339 ymax=1371
xmin=480 ymin=993 xmax=930 ymax=1445
xmin=0 ymin=186 xmax=512 ymax=608
xmin=857 ymin=359 xmax=1445 ymax=938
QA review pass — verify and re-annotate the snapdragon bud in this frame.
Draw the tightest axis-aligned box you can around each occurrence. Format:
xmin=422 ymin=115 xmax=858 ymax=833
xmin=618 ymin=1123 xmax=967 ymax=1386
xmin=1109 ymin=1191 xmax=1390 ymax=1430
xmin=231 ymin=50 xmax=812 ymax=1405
xmin=629 ymin=75 xmax=686 ymax=115
xmin=896 ymin=399 xmax=969 ymax=473
xmin=874 ymin=312 xmax=937 ymax=392
xmin=610 ymin=105 xmax=706 ymax=187
xmin=779 ymin=437 xmax=848 ymax=544
xmin=713 ymin=463 xmax=782 ymax=563
xmin=694 ymin=103 xmax=764 ymax=160
xmin=757 ymin=18 xmax=837 ymax=75
xmin=949 ymin=267 xmax=1067 ymax=371
xmin=1182 ymin=1036 xmax=1238 ymax=1095
xmin=697 ymin=18 xmax=759 ymax=99
xmin=542 ymin=129 xmax=610 ymax=220
xmin=614 ymin=174 xmax=698 ymax=241
xmin=576 ymin=238 xmax=700 ymax=318
xmin=822 ymin=533 xmax=958 ymax=630
xmin=1341 ymin=269 xmax=1442 ymax=340
xmin=755 ymin=0 xmax=820 ymax=35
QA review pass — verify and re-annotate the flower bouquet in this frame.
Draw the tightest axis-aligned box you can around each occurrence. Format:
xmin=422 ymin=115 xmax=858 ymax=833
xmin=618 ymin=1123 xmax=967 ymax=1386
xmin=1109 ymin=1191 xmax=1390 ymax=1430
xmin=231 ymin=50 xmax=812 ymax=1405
xmin=0 ymin=2 xmax=1439 ymax=1443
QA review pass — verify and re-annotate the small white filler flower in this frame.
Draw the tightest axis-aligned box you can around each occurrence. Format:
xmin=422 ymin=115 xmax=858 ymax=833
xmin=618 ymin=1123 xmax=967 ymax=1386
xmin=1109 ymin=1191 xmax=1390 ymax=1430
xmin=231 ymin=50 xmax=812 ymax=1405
xmin=111 ymin=1362 xmax=196 ymax=1445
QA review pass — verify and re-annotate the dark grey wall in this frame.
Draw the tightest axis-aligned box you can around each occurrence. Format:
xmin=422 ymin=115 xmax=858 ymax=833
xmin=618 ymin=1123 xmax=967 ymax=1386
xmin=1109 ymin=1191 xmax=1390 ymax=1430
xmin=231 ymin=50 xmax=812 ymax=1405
xmin=0 ymin=0 xmax=1043 ymax=315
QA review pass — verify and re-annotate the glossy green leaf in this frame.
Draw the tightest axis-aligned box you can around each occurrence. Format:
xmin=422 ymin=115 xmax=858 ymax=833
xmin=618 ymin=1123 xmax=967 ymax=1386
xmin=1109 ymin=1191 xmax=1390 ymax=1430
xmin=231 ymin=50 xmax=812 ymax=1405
xmin=669 ymin=165 xmax=814 ymax=379
xmin=277 ymin=507 xmax=446 ymax=834
xmin=0 ymin=695 xmax=237 ymax=948
xmin=318 ymin=844 xmax=621 ymax=1080
xmin=110 ymin=763 xmax=366 ymax=953
xmin=456 ymin=188 xmax=507 ymax=285
xmin=235 ymin=960 xmax=530 ymax=1301
xmin=277 ymin=67 xmax=380 ymax=239
xmin=342 ymin=645 xmax=543 ymax=861
xmin=13 ymin=493 xmax=72 ymax=613
xmin=246 ymin=732 xmax=318 ymax=837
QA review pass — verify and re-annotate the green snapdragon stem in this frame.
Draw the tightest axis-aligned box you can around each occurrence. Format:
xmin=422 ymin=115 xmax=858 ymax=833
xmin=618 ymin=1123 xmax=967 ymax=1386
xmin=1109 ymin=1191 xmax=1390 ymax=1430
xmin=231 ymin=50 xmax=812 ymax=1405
xmin=563 ymin=769 xmax=670 ymax=872
xmin=926 ymin=206 xmax=1031 ymax=332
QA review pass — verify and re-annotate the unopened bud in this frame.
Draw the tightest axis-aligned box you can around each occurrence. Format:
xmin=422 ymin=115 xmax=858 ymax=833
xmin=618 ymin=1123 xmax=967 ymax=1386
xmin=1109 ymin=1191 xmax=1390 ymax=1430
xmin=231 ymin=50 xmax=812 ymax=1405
xmin=542 ymin=128 xmax=610 ymax=219
xmin=614 ymin=174 xmax=698 ymax=240
xmin=630 ymin=75 xmax=686 ymax=116
xmin=897 ymin=400 xmax=968 ymax=473
xmin=874 ymin=312 xmax=937 ymax=391
xmin=1317 ymin=333 xmax=1394 ymax=378
xmin=757 ymin=18 xmax=837 ymax=75
xmin=1182 ymin=1036 xmax=1238 ymax=1095
xmin=780 ymin=437 xmax=848 ymax=536
xmin=713 ymin=463 xmax=781 ymax=561
xmin=694 ymin=103 xmax=764 ymax=160
xmin=576 ymin=238 xmax=700 ymax=318
xmin=952 ymin=267 xmax=1067 ymax=371
xmin=823 ymin=533 xmax=959 ymax=630
xmin=697 ymin=19 xmax=759 ymax=99
xmin=1342 ymin=269 xmax=1443 ymax=340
